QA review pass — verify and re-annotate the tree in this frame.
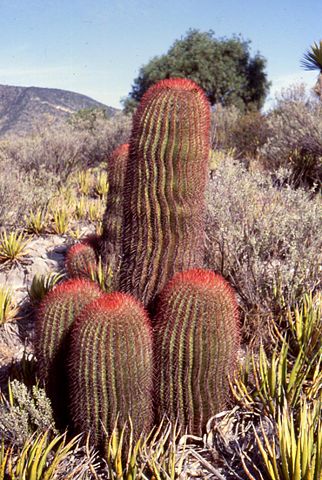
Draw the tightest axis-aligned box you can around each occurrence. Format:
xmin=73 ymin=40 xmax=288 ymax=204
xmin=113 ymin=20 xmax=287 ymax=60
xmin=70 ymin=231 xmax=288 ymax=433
xmin=123 ymin=29 xmax=270 ymax=112
xmin=301 ymin=40 xmax=322 ymax=100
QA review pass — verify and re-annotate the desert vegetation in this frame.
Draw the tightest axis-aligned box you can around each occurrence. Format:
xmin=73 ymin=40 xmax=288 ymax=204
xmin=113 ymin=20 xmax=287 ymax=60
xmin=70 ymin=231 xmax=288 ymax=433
xmin=0 ymin=77 xmax=320 ymax=480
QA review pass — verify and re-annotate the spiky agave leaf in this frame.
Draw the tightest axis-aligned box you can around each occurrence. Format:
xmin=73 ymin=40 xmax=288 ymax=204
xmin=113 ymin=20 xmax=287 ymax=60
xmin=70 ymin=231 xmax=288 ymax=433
xmin=301 ymin=40 xmax=322 ymax=71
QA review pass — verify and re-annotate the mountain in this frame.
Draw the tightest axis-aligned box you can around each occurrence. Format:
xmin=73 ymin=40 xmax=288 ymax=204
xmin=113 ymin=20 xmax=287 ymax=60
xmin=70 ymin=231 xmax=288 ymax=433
xmin=0 ymin=84 xmax=117 ymax=137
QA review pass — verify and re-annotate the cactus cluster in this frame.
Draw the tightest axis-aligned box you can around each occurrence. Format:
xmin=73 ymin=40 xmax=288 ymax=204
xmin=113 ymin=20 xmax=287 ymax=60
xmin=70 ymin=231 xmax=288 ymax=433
xmin=35 ymin=278 xmax=102 ymax=424
xmin=35 ymin=78 xmax=240 ymax=450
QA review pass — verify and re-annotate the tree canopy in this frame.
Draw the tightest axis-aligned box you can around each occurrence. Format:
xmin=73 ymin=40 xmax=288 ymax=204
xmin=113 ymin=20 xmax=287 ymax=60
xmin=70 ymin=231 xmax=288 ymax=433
xmin=123 ymin=29 xmax=270 ymax=112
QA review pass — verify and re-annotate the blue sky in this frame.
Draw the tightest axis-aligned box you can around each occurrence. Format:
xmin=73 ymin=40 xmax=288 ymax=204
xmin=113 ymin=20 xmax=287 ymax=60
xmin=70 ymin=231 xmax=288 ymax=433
xmin=0 ymin=0 xmax=321 ymax=109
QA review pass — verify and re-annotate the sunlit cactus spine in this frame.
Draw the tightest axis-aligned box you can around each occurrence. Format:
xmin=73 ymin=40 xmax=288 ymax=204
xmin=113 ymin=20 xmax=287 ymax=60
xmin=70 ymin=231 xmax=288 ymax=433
xmin=35 ymin=278 xmax=102 ymax=424
xmin=119 ymin=79 xmax=211 ymax=306
xmin=153 ymin=269 xmax=240 ymax=435
xmin=68 ymin=292 xmax=154 ymax=447
xmin=100 ymin=143 xmax=129 ymax=289
xmin=66 ymin=241 xmax=98 ymax=280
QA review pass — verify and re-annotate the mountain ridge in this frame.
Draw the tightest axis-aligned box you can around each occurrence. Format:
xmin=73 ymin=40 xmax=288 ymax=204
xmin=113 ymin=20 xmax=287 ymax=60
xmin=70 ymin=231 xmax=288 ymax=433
xmin=0 ymin=84 xmax=118 ymax=137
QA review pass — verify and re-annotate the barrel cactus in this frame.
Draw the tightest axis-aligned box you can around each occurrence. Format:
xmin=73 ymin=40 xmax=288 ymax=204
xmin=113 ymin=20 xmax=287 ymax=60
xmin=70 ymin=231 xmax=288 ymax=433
xmin=100 ymin=143 xmax=129 ymax=288
xmin=66 ymin=241 xmax=98 ymax=280
xmin=119 ymin=78 xmax=211 ymax=306
xmin=68 ymin=291 xmax=154 ymax=447
xmin=35 ymin=279 xmax=102 ymax=423
xmin=153 ymin=269 xmax=240 ymax=435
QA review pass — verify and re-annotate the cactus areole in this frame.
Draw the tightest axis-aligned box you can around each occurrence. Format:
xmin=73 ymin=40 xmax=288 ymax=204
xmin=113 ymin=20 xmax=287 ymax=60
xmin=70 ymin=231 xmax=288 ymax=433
xmin=153 ymin=269 xmax=240 ymax=435
xmin=119 ymin=78 xmax=211 ymax=306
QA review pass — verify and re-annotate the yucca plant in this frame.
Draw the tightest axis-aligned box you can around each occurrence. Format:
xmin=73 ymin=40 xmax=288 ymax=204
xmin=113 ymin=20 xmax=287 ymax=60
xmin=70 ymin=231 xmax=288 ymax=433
xmin=75 ymin=195 xmax=87 ymax=220
xmin=243 ymin=399 xmax=322 ymax=480
xmin=90 ymin=256 xmax=114 ymax=292
xmin=231 ymin=342 xmax=320 ymax=418
xmin=6 ymin=431 xmax=84 ymax=480
xmin=301 ymin=40 xmax=322 ymax=99
xmin=51 ymin=207 xmax=69 ymax=235
xmin=28 ymin=271 xmax=65 ymax=306
xmin=0 ymin=286 xmax=18 ymax=324
xmin=88 ymin=199 xmax=104 ymax=222
xmin=25 ymin=207 xmax=48 ymax=235
xmin=0 ymin=230 xmax=30 ymax=266
xmin=94 ymin=170 xmax=109 ymax=197
xmin=270 ymin=292 xmax=322 ymax=362
xmin=77 ymin=170 xmax=92 ymax=195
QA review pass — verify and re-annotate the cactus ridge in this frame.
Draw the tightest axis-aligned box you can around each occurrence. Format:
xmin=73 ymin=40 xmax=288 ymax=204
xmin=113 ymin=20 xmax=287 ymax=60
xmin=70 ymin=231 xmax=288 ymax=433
xmin=120 ymin=78 xmax=211 ymax=305
xmin=68 ymin=292 xmax=154 ymax=446
xmin=154 ymin=269 xmax=240 ymax=435
xmin=66 ymin=242 xmax=98 ymax=279
xmin=100 ymin=143 xmax=129 ymax=288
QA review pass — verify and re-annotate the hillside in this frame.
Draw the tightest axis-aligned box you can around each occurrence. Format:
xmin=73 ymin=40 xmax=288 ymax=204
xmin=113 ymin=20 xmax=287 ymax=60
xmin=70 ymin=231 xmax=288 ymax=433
xmin=0 ymin=84 xmax=117 ymax=137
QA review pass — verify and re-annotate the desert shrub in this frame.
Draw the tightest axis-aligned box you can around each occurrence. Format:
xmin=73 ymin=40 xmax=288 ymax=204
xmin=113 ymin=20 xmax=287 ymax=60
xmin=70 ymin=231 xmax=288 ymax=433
xmin=0 ymin=112 xmax=131 ymax=228
xmin=69 ymin=110 xmax=132 ymax=165
xmin=0 ymin=155 xmax=54 ymax=228
xmin=210 ymin=103 xmax=240 ymax=150
xmin=206 ymin=158 xmax=321 ymax=330
xmin=260 ymin=84 xmax=322 ymax=188
xmin=0 ymin=379 xmax=56 ymax=446
xmin=229 ymin=111 xmax=271 ymax=160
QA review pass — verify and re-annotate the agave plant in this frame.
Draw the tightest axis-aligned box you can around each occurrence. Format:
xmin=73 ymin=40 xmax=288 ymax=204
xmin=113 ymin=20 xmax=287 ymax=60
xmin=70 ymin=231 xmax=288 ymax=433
xmin=301 ymin=40 xmax=322 ymax=99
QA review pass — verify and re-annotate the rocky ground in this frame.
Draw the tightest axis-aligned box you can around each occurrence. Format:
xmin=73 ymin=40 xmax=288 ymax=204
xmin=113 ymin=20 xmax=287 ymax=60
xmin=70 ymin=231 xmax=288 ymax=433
xmin=0 ymin=229 xmax=93 ymax=385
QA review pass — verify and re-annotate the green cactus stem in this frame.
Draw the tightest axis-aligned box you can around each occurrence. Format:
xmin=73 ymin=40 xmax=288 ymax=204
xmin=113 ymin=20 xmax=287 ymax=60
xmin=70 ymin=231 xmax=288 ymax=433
xmin=119 ymin=78 xmax=211 ymax=306
xmin=153 ymin=269 xmax=240 ymax=435
xmin=35 ymin=278 xmax=102 ymax=425
xmin=66 ymin=241 xmax=98 ymax=280
xmin=68 ymin=291 xmax=154 ymax=447
xmin=100 ymin=143 xmax=129 ymax=289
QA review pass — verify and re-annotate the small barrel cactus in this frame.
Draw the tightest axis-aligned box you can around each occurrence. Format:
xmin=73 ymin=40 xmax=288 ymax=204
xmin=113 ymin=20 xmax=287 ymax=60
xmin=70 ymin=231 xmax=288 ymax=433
xmin=68 ymin=291 xmax=154 ymax=447
xmin=35 ymin=279 xmax=102 ymax=424
xmin=119 ymin=79 xmax=211 ymax=306
xmin=100 ymin=143 xmax=129 ymax=289
xmin=153 ymin=269 xmax=240 ymax=435
xmin=66 ymin=241 xmax=98 ymax=280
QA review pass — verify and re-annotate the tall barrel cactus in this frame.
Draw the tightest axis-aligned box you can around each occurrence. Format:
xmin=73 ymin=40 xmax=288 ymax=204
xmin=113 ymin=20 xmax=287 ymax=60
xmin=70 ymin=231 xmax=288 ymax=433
xmin=119 ymin=79 xmax=211 ymax=306
xmin=100 ymin=143 xmax=129 ymax=289
xmin=153 ymin=269 xmax=240 ymax=435
xmin=35 ymin=279 xmax=102 ymax=423
xmin=68 ymin=292 xmax=154 ymax=447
